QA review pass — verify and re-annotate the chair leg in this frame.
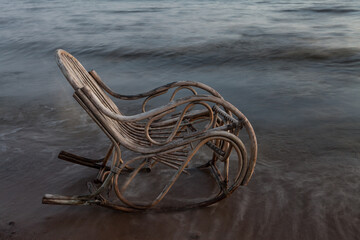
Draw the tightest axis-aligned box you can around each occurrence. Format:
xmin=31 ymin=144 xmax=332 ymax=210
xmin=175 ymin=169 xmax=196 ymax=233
xmin=42 ymin=194 xmax=101 ymax=206
xmin=58 ymin=151 xmax=111 ymax=170
xmin=43 ymin=144 xmax=121 ymax=207
xmin=58 ymin=143 xmax=114 ymax=170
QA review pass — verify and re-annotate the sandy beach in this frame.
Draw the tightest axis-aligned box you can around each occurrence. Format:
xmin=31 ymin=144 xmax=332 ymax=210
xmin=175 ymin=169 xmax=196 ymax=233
xmin=1 ymin=0 xmax=359 ymax=239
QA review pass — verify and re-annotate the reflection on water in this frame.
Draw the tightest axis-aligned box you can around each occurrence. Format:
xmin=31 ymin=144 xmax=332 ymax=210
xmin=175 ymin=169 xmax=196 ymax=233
xmin=0 ymin=0 xmax=359 ymax=239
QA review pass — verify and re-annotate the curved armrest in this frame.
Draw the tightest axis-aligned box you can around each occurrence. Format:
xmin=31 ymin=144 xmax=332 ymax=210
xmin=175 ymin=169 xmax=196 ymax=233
xmin=81 ymin=86 xmax=222 ymax=122
xmin=81 ymin=85 xmax=257 ymax=185
xmin=89 ymin=70 xmax=224 ymax=100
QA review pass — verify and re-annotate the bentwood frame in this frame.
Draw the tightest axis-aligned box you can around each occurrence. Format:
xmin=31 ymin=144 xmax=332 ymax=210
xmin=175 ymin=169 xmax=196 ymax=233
xmin=42 ymin=49 xmax=257 ymax=212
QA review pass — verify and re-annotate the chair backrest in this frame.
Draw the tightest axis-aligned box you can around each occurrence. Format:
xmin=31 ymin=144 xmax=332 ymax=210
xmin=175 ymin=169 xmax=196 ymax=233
xmin=56 ymin=49 xmax=146 ymax=151
xmin=56 ymin=49 xmax=121 ymax=115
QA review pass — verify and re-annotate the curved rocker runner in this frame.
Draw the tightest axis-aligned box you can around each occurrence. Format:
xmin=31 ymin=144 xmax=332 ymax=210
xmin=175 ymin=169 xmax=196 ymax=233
xmin=42 ymin=49 xmax=258 ymax=212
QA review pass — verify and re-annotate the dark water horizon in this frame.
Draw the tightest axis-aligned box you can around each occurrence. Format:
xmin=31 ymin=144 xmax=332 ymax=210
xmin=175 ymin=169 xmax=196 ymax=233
xmin=0 ymin=0 xmax=359 ymax=239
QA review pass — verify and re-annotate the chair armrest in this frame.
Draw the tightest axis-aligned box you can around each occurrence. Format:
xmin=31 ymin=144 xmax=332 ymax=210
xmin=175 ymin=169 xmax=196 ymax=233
xmin=89 ymin=70 xmax=224 ymax=100
xmin=81 ymin=85 xmax=257 ymax=185
xmin=80 ymin=86 xmax=219 ymax=122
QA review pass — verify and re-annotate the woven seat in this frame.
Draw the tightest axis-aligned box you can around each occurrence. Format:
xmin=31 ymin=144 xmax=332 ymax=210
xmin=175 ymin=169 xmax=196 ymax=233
xmin=42 ymin=49 xmax=257 ymax=212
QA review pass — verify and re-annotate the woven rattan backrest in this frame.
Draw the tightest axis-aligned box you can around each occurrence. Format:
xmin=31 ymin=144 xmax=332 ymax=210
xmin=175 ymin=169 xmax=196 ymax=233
xmin=56 ymin=49 xmax=121 ymax=115
xmin=56 ymin=49 xmax=153 ymax=153
xmin=56 ymin=50 xmax=131 ymax=143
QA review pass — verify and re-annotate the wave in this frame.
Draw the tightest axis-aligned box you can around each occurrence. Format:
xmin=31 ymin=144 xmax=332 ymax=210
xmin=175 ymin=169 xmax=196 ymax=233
xmin=281 ymin=7 xmax=359 ymax=14
xmin=75 ymin=40 xmax=360 ymax=67
xmin=3 ymin=32 xmax=360 ymax=67
xmin=98 ymin=7 xmax=168 ymax=14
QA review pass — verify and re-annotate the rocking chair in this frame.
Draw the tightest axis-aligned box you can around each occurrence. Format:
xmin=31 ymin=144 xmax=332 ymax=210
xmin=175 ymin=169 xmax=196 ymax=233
xmin=42 ymin=49 xmax=257 ymax=212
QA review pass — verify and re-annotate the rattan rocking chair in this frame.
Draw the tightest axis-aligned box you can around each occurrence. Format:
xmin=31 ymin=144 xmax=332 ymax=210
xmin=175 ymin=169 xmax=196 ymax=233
xmin=42 ymin=49 xmax=257 ymax=212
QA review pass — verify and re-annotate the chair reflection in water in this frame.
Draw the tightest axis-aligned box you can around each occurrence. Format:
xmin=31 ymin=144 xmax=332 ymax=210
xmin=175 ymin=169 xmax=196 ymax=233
xmin=42 ymin=49 xmax=257 ymax=212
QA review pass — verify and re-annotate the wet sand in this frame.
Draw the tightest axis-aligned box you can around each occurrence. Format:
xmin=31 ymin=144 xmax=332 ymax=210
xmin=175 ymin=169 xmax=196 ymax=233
xmin=1 ymin=101 xmax=359 ymax=239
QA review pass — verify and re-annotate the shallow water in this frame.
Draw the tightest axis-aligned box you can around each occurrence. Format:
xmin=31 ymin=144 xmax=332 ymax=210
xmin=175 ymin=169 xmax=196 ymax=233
xmin=0 ymin=0 xmax=359 ymax=239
